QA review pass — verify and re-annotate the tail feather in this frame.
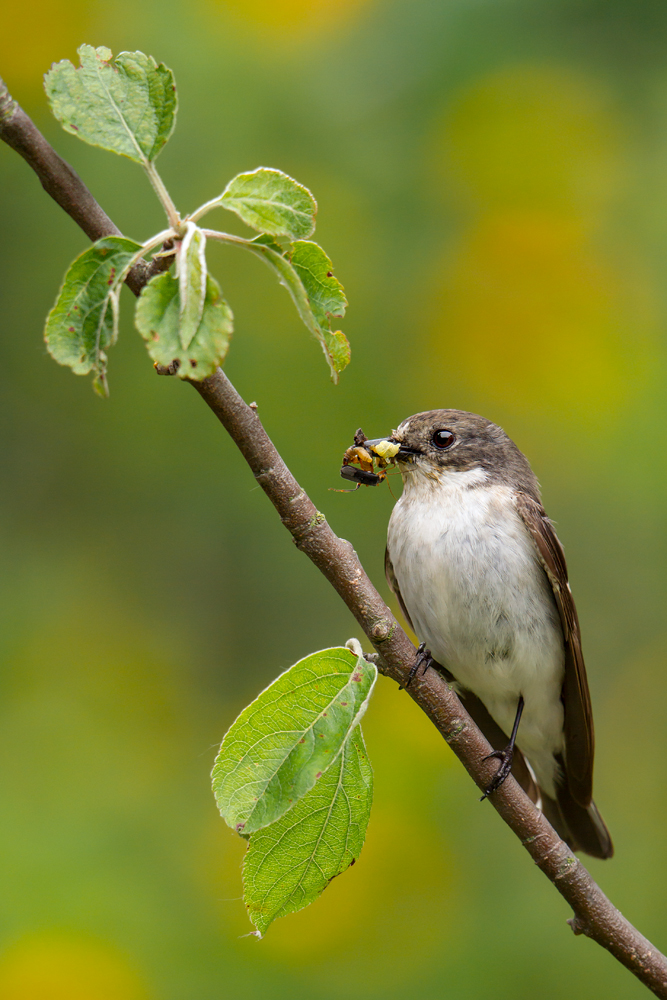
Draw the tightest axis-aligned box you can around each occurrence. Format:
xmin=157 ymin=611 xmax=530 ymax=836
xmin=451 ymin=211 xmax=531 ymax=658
xmin=441 ymin=672 xmax=613 ymax=859
xmin=541 ymin=785 xmax=613 ymax=859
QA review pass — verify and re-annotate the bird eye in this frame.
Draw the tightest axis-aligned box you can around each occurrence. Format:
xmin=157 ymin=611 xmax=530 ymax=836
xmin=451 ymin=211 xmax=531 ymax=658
xmin=431 ymin=429 xmax=455 ymax=450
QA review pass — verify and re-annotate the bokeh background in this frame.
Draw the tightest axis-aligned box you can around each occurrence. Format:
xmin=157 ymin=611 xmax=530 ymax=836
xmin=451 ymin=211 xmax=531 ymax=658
xmin=2 ymin=1 xmax=667 ymax=997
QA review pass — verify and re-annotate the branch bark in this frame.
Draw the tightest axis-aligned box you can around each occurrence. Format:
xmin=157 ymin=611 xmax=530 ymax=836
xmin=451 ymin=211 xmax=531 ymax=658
xmin=3 ymin=73 xmax=667 ymax=997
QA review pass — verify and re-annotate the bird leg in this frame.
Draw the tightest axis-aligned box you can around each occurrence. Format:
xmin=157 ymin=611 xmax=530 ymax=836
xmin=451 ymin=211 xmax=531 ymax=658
xmin=479 ymin=696 xmax=525 ymax=801
xmin=402 ymin=642 xmax=433 ymax=689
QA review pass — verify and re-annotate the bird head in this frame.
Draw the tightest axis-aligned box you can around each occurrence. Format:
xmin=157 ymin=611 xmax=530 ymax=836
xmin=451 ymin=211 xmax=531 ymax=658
xmin=365 ymin=409 xmax=539 ymax=498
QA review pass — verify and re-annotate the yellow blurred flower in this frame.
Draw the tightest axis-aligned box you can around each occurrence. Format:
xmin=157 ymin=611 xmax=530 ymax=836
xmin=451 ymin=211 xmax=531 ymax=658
xmin=429 ymin=210 xmax=656 ymax=427
xmin=204 ymin=0 xmax=377 ymax=37
xmin=0 ymin=1 xmax=92 ymax=90
xmin=424 ymin=65 xmax=659 ymax=431
xmin=436 ymin=64 xmax=621 ymax=219
xmin=0 ymin=935 xmax=150 ymax=1000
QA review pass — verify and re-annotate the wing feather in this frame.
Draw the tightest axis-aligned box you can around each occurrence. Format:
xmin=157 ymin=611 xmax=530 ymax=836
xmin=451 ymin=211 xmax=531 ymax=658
xmin=385 ymin=547 xmax=416 ymax=633
xmin=513 ymin=491 xmax=594 ymax=806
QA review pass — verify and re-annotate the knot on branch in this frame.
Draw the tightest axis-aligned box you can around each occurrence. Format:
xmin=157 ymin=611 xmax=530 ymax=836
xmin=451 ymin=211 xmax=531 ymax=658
xmin=567 ymin=914 xmax=590 ymax=938
xmin=306 ymin=510 xmax=326 ymax=531
xmin=0 ymin=78 xmax=17 ymax=123
xmin=368 ymin=617 xmax=397 ymax=643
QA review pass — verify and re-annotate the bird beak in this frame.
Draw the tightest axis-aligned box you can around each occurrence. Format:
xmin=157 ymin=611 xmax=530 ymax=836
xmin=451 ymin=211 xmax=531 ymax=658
xmin=364 ymin=437 xmax=418 ymax=461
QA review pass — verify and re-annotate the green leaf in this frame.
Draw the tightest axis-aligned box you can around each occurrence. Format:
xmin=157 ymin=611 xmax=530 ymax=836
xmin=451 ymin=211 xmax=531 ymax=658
xmin=287 ymin=241 xmax=349 ymax=376
xmin=177 ymin=224 xmax=207 ymax=350
xmin=214 ymin=168 xmax=317 ymax=240
xmin=289 ymin=240 xmax=347 ymax=328
xmin=44 ymin=236 xmax=142 ymax=395
xmin=212 ymin=646 xmax=376 ymax=835
xmin=135 ymin=271 xmax=233 ymax=379
xmin=323 ymin=330 xmax=351 ymax=372
xmin=44 ymin=44 xmax=177 ymax=164
xmin=242 ymin=236 xmax=350 ymax=381
xmin=243 ymin=726 xmax=373 ymax=937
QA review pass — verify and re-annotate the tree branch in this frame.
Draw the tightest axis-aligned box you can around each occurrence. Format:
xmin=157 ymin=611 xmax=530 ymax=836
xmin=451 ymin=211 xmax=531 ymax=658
xmin=3 ymin=75 xmax=667 ymax=998
xmin=191 ymin=369 xmax=667 ymax=994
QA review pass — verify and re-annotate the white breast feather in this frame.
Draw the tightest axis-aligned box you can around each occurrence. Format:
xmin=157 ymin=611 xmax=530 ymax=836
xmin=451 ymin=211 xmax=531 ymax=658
xmin=388 ymin=466 xmax=565 ymax=795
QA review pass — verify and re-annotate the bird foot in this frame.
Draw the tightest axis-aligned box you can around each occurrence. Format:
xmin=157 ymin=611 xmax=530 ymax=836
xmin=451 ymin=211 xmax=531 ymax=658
xmin=401 ymin=642 xmax=433 ymax=690
xmin=479 ymin=746 xmax=514 ymax=801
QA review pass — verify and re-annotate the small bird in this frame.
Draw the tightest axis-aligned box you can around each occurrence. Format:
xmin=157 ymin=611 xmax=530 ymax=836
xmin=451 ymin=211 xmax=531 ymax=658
xmin=368 ymin=409 xmax=613 ymax=859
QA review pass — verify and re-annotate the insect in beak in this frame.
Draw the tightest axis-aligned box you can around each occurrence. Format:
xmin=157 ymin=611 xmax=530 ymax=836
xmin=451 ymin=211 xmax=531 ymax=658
xmin=333 ymin=430 xmax=401 ymax=492
xmin=364 ymin=437 xmax=421 ymax=464
xmin=363 ymin=438 xmax=401 ymax=460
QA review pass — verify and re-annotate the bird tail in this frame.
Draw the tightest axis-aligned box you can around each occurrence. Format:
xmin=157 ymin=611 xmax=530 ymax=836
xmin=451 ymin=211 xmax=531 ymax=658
xmin=541 ymin=785 xmax=614 ymax=859
xmin=445 ymin=674 xmax=613 ymax=858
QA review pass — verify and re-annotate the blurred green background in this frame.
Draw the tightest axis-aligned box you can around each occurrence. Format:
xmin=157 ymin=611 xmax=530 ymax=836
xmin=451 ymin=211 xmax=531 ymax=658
xmin=2 ymin=1 xmax=667 ymax=997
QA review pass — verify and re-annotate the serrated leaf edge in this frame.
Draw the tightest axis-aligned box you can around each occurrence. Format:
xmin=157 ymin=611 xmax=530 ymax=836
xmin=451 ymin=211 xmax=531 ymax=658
xmin=243 ymin=727 xmax=372 ymax=937
xmin=235 ymin=236 xmax=343 ymax=382
xmin=46 ymin=45 xmax=177 ymax=166
xmin=213 ymin=647 xmax=376 ymax=833
xmin=45 ymin=237 xmax=141 ymax=373
xmin=190 ymin=168 xmax=317 ymax=240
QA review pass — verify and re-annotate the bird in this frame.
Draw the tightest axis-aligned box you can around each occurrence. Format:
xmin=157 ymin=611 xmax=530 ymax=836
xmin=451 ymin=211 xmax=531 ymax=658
xmin=367 ymin=409 xmax=613 ymax=859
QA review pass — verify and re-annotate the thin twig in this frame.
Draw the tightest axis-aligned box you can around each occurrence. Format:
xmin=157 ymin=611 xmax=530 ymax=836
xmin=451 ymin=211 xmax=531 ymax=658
xmin=0 ymin=75 xmax=174 ymax=295
xmin=3 ymin=75 xmax=667 ymax=998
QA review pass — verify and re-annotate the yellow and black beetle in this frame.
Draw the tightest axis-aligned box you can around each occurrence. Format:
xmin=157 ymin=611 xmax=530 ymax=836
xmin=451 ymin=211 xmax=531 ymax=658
xmin=339 ymin=429 xmax=400 ymax=489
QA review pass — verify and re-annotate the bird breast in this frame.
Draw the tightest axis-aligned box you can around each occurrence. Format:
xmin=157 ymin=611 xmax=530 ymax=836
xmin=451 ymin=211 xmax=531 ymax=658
xmin=387 ymin=468 xmax=566 ymax=784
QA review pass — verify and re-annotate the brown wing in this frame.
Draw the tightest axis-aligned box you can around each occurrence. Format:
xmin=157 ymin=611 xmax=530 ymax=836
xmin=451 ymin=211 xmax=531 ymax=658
xmin=385 ymin=547 xmax=539 ymax=804
xmin=513 ymin=491 xmax=594 ymax=807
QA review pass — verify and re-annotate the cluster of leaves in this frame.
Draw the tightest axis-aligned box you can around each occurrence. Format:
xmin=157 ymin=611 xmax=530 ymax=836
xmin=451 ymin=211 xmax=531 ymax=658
xmin=43 ymin=43 xmax=369 ymax=938
xmin=212 ymin=644 xmax=376 ymax=935
xmin=43 ymin=45 xmax=349 ymax=395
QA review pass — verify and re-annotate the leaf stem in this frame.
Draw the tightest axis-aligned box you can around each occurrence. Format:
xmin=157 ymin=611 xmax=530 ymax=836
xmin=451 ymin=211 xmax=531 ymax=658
xmin=145 ymin=160 xmax=183 ymax=235
xmin=203 ymin=228 xmax=319 ymax=333
xmin=203 ymin=229 xmax=339 ymax=381
xmin=200 ymin=228 xmax=250 ymax=247
xmin=187 ymin=196 xmax=224 ymax=225
xmin=110 ymin=229 xmax=177 ymax=296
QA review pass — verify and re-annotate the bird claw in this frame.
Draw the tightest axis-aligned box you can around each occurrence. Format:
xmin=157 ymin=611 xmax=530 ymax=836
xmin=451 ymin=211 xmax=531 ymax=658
xmin=401 ymin=642 xmax=433 ymax=690
xmin=479 ymin=746 xmax=514 ymax=801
